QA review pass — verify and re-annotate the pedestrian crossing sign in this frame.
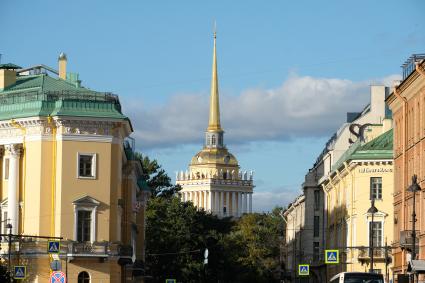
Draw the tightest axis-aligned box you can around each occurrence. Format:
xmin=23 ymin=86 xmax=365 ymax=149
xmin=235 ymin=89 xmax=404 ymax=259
xmin=325 ymin=249 xmax=339 ymax=264
xmin=298 ymin=264 xmax=309 ymax=276
xmin=14 ymin=266 xmax=26 ymax=279
xmin=48 ymin=241 xmax=61 ymax=254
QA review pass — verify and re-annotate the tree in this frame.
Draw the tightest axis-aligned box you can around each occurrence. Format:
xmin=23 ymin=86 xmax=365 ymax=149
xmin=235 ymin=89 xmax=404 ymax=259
xmin=135 ymin=153 xmax=181 ymax=197
xmin=223 ymin=208 xmax=283 ymax=283
xmin=145 ymin=196 xmax=233 ymax=283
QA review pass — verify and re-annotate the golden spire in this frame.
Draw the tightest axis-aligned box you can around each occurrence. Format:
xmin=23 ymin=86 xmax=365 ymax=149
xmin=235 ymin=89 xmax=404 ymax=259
xmin=207 ymin=26 xmax=222 ymax=132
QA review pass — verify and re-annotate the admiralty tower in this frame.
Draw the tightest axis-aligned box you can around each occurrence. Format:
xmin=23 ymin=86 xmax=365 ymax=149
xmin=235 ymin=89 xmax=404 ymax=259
xmin=176 ymin=32 xmax=254 ymax=217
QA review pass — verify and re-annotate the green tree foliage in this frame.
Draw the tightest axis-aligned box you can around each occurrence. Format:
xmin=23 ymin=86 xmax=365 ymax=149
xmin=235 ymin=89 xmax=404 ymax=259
xmin=145 ymin=196 xmax=233 ymax=283
xmin=223 ymin=208 xmax=283 ymax=283
xmin=135 ymin=153 xmax=181 ymax=197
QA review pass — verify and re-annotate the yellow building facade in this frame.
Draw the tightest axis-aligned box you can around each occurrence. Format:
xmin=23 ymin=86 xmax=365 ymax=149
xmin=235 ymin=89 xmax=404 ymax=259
xmin=323 ymin=126 xmax=394 ymax=281
xmin=176 ymin=33 xmax=254 ymax=217
xmin=0 ymin=56 xmax=148 ymax=282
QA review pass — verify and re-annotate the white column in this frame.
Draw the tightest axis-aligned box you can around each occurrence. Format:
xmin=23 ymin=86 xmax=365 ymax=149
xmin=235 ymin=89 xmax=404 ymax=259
xmin=226 ymin=192 xmax=230 ymax=216
xmin=214 ymin=191 xmax=219 ymax=214
xmin=244 ymin=193 xmax=248 ymax=213
xmin=232 ymin=192 xmax=237 ymax=217
xmin=209 ymin=191 xmax=213 ymax=212
xmin=241 ymin=193 xmax=246 ymax=214
xmin=238 ymin=192 xmax=242 ymax=217
xmin=194 ymin=191 xmax=198 ymax=207
xmin=6 ymin=144 xmax=21 ymax=235
xmin=203 ymin=191 xmax=207 ymax=210
xmin=248 ymin=193 xmax=252 ymax=213
xmin=220 ymin=191 xmax=224 ymax=216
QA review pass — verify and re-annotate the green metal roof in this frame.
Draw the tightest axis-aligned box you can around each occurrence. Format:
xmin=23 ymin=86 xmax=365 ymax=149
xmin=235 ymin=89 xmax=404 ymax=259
xmin=332 ymin=129 xmax=393 ymax=171
xmin=0 ymin=73 xmax=127 ymax=120
xmin=0 ymin=63 xmax=22 ymax=69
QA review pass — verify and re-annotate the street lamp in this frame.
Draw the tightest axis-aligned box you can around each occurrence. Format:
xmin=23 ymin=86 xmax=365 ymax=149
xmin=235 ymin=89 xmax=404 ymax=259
xmin=367 ymin=199 xmax=378 ymax=273
xmin=6 ymin=223 xmax=12 ymax=281
xmin=407 ymin=174 xmax=421 ymax=282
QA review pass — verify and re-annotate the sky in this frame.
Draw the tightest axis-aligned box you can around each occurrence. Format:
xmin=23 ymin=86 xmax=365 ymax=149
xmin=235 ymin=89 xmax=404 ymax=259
xmin=1 ymin=0 xmax=425 ymax=212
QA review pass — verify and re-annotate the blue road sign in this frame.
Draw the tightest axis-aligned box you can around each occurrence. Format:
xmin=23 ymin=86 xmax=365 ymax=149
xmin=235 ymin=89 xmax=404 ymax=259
xmin=14 ymin=266 xmax=26 ymax=279
xmin=165 ymin=280 xmax=176 ymax=283
xmin=298 ymin=264 xmax=309 ymax=276
xmin=50 ymin=271 xmax=66 ymax=283
xmin=325 ymin=249 xmax=339 ymax=264
xmin=48 ymin=241 xmax=60 ymax=254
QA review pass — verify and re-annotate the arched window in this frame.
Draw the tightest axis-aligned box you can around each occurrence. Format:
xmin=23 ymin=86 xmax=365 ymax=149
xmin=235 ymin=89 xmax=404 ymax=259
xmin=211 ymin=135 xmax=216 ymax=145
xmin=78 ymin=271 xmax=90 ymax=283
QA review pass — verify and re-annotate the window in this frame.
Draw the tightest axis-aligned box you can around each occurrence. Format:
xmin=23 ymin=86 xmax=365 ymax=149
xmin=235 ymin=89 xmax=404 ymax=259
xmin=78 ymin=271 xmax=90 ymax=283
xmin=314 ymin=216 xmax=320 ymax=237
xmin=369 ymin=221 xmax=383 ymax=247
xmin=313 ymin=242 xmax=320 ymax=262
xmin=73 ymin=196 xmax=99 ymax=242
xmin=78 ymin=153 xmax=96 ymax=179
xmin=211 ymin=135 xmax=216 ymax=146
xmin=4 ymin=158 xmax=9 ymax=180
xmin=370 ymin=177 xmax=382 ymax=200
xmin=77 ymin=210 xmax=91 ymax=242
xmin=314 ymin=190 xmax=320 ymax=210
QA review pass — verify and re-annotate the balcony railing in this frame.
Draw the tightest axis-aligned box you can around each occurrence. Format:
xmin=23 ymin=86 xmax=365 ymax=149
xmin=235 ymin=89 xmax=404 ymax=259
xmin=0 ymin=240 xmax=132 ymax=260
xmin=358 ymin=247 xmax=385 ymax=259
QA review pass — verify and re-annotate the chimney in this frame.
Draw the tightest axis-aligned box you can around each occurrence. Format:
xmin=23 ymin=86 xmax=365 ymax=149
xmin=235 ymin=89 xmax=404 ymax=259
xmin=58 ymin=52 xmax=67 ymax=80
xmin=0 ymin=63 xmax=21 ymax=89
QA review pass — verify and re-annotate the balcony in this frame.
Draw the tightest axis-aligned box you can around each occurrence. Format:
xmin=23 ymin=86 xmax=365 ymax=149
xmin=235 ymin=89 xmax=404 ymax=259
xmin=358 ymin=247 xmax=386 ymax=263
xmin=67 ymin=242 xmax=133 ymax=262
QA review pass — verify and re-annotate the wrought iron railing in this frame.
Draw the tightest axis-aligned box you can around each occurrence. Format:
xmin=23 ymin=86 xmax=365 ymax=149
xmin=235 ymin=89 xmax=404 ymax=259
xmin=358 ymin=247 xmax=385 ymax=259
xmin=0 ymin=90 xmax=121 ymax=107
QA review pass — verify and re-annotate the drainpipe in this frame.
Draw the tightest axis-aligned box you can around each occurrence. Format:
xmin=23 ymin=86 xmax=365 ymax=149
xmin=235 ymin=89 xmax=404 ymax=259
xmin=393 ymin=83 xmax=407 ymax=273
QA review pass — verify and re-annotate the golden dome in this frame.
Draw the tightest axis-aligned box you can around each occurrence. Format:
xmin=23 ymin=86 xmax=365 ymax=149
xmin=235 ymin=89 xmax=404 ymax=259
xmin=190 ymin=147 xmax=238 ymax=167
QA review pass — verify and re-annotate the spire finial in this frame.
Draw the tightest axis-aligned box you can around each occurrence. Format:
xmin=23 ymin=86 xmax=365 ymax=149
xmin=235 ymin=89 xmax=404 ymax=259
xmin=207 ymin=22 xmax=222 ymax=132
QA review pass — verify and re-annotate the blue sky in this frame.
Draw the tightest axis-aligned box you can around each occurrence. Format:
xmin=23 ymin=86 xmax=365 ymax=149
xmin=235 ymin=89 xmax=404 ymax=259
xmin=1 ymin=0 xmax=425 ymax=211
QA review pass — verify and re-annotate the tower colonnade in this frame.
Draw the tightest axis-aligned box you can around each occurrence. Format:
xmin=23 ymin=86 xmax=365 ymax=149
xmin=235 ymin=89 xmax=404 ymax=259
xmin=180 ymin=190 xmax=253 ymax=216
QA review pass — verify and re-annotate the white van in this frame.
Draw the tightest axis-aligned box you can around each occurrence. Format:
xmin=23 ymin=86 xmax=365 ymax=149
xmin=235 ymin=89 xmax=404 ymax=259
xmin=329 ymin=272 xmax=385 ymax=283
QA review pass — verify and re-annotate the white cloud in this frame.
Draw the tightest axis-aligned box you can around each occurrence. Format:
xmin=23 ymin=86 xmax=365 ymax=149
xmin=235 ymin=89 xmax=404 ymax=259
xmin=124 ymin=73 xmax=400 ymax=149
xmin=252 ymin=188 xmax=301 ymax=213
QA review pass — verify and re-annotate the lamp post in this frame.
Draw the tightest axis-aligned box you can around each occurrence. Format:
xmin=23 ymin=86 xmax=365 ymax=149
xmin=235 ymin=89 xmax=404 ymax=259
xmin=407 ymin=174 xmax=421 ymax=282
xmin=6 ymin=223 xmax=12 ymax=279
xmin=368 ymin=199 xmax=378 ymax=273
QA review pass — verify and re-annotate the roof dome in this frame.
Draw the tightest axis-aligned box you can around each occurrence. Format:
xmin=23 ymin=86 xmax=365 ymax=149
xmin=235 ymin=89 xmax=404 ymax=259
xmin=190 ymin=148 xmax=238 ymax=167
